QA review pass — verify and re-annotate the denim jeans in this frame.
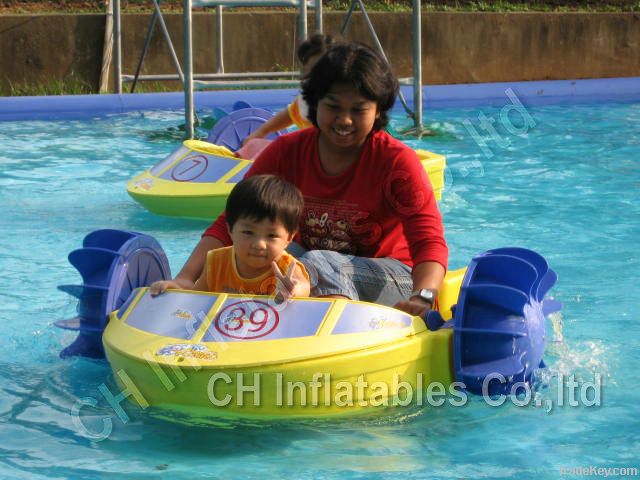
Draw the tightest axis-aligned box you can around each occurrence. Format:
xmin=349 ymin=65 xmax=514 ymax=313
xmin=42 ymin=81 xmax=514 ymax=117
xmin=286 ymin=243 xmax=413 ymax=307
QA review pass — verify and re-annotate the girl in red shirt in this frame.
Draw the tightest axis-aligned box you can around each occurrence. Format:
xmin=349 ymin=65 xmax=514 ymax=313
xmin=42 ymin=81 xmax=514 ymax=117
xmin=175 ymin=42 xmax=448 ymax=316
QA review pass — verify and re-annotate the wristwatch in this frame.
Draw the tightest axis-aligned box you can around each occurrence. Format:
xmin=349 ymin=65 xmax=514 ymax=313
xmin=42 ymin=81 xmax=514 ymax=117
xmin=410 ymin=288 xmax=438 ymax=306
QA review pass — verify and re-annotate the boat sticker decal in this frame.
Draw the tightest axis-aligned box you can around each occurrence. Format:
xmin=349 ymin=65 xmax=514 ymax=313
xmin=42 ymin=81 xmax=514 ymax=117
xmin=170 ymin=154 xmax=209 ymax=182
xmin=156 ymin=343 xmax=217 ymax=361
xmin=202 ymin=298 xmax=329 ymax=342
xmin=214 ymin=300 xmax=280 ymax=340
xmin=159 ymin=153 xmax=240 ymax=183
xmin=133 ymin=177 xmax=154 ymax=190
xmin=332 ymin=303 xmax=412 ymax=334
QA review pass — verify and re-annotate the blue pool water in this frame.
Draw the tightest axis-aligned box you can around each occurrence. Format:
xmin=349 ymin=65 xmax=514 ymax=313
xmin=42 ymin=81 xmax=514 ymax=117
xmin=0 ymin=98 xmax=639 ymax=479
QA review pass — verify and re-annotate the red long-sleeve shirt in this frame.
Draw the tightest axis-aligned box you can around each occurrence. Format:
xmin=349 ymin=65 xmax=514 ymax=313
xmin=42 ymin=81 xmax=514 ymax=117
xmin=204 ymin=128 xmax=448 ymax=270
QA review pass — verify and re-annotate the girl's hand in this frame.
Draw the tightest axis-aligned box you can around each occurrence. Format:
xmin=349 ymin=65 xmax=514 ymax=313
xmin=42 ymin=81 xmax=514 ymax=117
xmin=272 ymin=262 xmax=310 ymax=302
xmin=149 ymin=280 xmax=180 ymax=297
xmin=394 ymin=297 xmax=432 ymax=317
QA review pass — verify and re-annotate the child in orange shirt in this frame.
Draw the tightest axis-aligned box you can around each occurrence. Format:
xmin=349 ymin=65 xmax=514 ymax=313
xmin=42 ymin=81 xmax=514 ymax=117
xmin=150 ymin=175 xmax=310 ymax=300
xmin=241 ymin=33 xmax=336 ymax=145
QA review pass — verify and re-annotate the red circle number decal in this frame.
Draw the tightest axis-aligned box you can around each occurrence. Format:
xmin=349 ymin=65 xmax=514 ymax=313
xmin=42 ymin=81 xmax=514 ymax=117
xmin=171 ymin=154 xmax=209 ymax=182
xmin=214 ymin=300 xmax=279 ymax=339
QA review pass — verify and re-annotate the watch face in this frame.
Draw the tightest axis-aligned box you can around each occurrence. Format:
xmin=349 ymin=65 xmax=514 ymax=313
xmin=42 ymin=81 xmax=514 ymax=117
xmin=420 ymin=289 xmax=435 ymax=301
xmin=414 ymin=289 xmax=435 ymax=303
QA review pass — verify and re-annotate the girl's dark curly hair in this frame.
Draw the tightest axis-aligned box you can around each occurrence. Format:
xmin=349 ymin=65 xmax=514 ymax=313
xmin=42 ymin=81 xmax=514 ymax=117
xmin=301 ymin=42 xmax=399 ymax=131
xmin=296 ymin=32 xmax=337 ymax=65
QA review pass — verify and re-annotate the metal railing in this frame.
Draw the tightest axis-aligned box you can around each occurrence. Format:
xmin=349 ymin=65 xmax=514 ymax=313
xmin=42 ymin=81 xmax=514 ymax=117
xmin=112 ymin=0 xmax=424 ymax=138
xmin=113 ymin=0 xmax=321 ymax=95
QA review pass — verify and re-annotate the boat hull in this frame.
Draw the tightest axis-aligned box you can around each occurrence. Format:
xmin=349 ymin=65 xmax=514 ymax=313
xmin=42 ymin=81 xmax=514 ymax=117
xmin=102 ymin=269 xmax=464 ymax=418
xmin=104 ymin=327 xmax=454 ymax=418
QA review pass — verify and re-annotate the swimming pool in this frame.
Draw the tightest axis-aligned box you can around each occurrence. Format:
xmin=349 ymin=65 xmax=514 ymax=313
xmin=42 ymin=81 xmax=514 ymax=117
xmin=0 ymin=81 xmax=638 ymax=478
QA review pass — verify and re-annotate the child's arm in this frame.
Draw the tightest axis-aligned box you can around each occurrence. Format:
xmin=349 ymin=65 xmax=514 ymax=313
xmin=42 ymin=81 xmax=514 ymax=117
xmin=241 ymin=108 xmax=293 ymax=146
xmin=192 ymin=267 xmax=209 ymax=292
xmin=150 ymin=268 xmax=209 ymax=297
xmin=272 ymin=261 xmax=311 ymax=301
xmin=149 ymin=280 xmax=181 ymax=297
xmin=174 ymin=236 xmax=225 ymax=289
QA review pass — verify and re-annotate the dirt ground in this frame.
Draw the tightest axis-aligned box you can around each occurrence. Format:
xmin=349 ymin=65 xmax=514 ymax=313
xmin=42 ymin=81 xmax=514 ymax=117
xmin=1 ymin=0 xmax=638 ymax=14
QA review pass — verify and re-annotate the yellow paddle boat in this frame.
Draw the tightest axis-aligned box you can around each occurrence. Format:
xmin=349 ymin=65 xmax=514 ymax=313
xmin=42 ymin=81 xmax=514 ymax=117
xmin=127 ymin=140 xmax=446 ymax=220
xmin=56 ymin=230 xmax=560 ymax=419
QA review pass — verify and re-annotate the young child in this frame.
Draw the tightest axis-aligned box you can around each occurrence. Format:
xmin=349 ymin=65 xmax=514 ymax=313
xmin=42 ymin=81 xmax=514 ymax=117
xmin=241 ymin=33 xmax=335 ymax=146
xmin=149 ymin=175 xmax=310 ymax=300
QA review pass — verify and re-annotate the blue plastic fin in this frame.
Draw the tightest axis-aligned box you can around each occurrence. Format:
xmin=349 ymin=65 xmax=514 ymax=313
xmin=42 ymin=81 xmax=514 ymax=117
xmin=486 ymin=247 xmax=550 ymax=297
xmin=536 ymin=268 xmax=558 ymax=302
xmin=55 ymin=316 xmax=82 ymax=331
xmin=57 ymin=284 xmax=108 ymax=299
xmin=465 ymin=284 xmax=529 ymax=316
xmin=486 ymin=247 xmax=548 ymax=277
xmin=456 ymin=326 xmax=527 ymax=338
xmin=458 ymin=356 xmax=525 ymax=380
xmin=60 ymin=333 xmax=105 ymax=359
xmin=470 ymin=254 xmax=538 ymax=297
xmin=233 ymin=101 xmax=252 ymax=110
xmin=68 ymin=248 xmax=121 ymax=287
xmin=542 ymin=298 xmax=563 ymax=316
xmin=83 ymin=229 xmax=136 ymax=250
xmin=54 ymin=317 xmax=104 ymax=333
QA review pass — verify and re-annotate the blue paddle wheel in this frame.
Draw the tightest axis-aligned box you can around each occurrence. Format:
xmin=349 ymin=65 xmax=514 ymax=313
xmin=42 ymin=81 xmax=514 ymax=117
xmin=55 ymin=229 xmax=170 ymax=358
xmin=451 ymin=247 xmax=562 ymax=395
xmin=207 ymin=101 xmax=282 ymax=151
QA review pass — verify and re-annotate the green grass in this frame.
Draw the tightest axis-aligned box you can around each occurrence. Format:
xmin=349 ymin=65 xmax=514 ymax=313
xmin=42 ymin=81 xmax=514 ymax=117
xmin=136 ymin=0 xmax=640 ymax=13
xmin=1 ymin=75 xmax=93 ymax=97
xmin=3 ymin=0 xmax=640 ymax=14
xmin=323 ymin=1 xmax=640 ymax=12
xmin=420 ymin=1 xmax=640 ymax=12
xmin=0 ymin=76 xmax=178 ymax=97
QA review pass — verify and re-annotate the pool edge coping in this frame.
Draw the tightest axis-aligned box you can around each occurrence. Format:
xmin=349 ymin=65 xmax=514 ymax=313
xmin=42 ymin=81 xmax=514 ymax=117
xmin=1 ymin=77 xmax=639 ymax=121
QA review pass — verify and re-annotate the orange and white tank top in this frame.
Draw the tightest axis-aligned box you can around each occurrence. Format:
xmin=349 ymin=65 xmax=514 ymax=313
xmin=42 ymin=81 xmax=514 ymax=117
xmin=287 ymin=95 xmax=312 ymax=130
xmin=205 ymin=246 xmax=309 ymax=295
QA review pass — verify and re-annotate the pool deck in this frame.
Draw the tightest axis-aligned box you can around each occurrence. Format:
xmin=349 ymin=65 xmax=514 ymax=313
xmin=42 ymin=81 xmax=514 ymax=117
xmin=1 ymin=77 xmax=639 ymax=121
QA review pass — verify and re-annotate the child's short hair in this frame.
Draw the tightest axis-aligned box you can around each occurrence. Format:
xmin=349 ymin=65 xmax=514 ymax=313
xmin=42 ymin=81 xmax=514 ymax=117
xmin=301 ymin=42 xmax=399 ymax=131
xmin=226 ymin=174 xmax=303 ymax=234
xmin=297 ymin=32 xmax=336 ymax=66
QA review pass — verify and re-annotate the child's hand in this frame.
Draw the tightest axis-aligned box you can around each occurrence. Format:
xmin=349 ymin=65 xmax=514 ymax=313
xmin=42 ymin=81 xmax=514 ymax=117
xmin=149 ymin=280 xmax=180 ymax=297
xmin=272 ymin=262 xmax=310 ymax=302
xmin=241 ymin=131 xmax=263 ymax=147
